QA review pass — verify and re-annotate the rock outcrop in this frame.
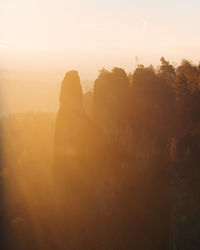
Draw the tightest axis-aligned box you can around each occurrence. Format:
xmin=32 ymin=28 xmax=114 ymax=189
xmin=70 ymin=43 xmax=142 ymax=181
xmin=53 ymin=70 xmax=107 ymax=248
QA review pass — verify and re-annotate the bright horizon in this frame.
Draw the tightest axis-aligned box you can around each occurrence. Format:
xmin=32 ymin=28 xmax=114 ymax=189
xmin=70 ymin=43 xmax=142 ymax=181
xmin=1 ymin=0 xmax=200 ymax=79
xmin=1 ymin=0 xmax=200 ymax=116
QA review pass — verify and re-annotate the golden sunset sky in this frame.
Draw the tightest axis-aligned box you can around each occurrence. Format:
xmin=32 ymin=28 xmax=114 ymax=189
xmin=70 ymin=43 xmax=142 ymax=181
xmin=1 ymin=0 xmax=200 ymax=75
xmin=1 ymin=0 xmax=200 ymax=114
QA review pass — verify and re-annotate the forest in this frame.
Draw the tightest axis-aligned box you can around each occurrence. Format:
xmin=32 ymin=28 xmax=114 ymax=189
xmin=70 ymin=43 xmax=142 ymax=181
xmin=1 ymin=57 xmax=200 ymax=250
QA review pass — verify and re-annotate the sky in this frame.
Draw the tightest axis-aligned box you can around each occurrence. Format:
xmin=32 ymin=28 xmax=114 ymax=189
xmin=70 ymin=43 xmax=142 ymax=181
xmin=1 ymin=0 xmax=200 ymax=115
xmin=1 ymin=0 xmax=200 ymax=79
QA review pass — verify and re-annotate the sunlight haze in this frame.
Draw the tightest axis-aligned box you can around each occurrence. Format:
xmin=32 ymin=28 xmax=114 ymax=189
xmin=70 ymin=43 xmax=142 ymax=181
xmin=1 ymin=0 xmax=200 ymax=114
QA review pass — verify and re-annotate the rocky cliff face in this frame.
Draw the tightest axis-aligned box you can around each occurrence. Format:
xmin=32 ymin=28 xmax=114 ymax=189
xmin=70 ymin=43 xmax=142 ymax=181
xmin=93 ymin=67 xmax=171 ymax=250
xmin=53 ymin=70 xmax=108 ymax=249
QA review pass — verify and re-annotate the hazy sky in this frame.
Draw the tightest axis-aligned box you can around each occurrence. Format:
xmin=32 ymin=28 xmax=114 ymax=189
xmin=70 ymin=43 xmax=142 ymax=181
xmin=1 ymin=0 xmax=200 ymax=78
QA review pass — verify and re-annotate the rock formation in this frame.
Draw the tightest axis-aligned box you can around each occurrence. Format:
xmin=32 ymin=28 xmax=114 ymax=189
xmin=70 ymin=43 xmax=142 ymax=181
xmin=53 ymin=70 xmax=107 ymax=248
